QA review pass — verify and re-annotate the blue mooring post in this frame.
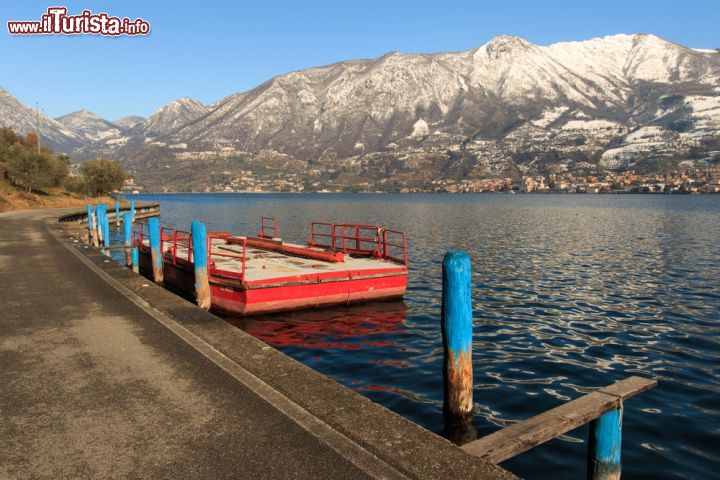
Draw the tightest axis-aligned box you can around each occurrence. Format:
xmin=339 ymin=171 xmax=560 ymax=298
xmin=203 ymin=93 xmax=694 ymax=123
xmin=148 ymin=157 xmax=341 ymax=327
xmin=123 ymin=212 xmax=133 ymax=268
xmin=588 ymin=406 xmax=623 ymax=480
xmin=115 ymin=199 xmax=120 ymax=228
xmin=130 ymin=199 xmax=135 ymax=222
xmin=102 ymin=206 xmax=110 ymax=254
xmin=191 ymin=220 xmax=211 ymax=311
xmin=441 ymin=250 xmax=474 ymax=419
xmin=86 ymin=203 xmax=93 ymax=245
xmin=148 ymin=217 xmax=164 ymax=285
xmin=96 ymin=204 xmax=107 ymax=253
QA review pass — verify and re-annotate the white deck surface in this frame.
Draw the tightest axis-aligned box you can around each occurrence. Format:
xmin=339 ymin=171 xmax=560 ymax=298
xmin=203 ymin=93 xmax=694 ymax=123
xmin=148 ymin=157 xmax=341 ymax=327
xmin=148 ymin=237 xmax=403 ymax=282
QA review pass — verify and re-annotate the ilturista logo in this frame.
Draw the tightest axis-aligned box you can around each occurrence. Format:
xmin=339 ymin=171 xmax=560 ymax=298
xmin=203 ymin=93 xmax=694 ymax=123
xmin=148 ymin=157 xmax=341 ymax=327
xmin=7 ymin=7 xmax=150 ymax=36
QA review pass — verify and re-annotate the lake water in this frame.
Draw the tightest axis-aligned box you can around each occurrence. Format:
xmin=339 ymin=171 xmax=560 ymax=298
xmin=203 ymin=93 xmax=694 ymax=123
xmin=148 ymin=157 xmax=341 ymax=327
xmin=126 ymin=193 xmax=719 ymax=479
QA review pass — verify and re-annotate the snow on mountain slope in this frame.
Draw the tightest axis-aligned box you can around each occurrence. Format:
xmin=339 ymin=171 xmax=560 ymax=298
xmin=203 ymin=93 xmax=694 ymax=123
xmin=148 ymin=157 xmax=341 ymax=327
xmin=133 ymin=98 xmax=208 ymax=138
xmin=55 ymin=110 xmax=122 ymax=143
xmin=75 ymin=34 xmax=720 ymax=178
xmin=113 ymin=115 xmax=145 ymax=130
xmin=0 ymin=87 xmax=86 ymax=152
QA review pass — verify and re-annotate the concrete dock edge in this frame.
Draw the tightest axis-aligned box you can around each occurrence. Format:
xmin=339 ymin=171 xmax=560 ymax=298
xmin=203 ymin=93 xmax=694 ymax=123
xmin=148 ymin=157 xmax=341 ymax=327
xmin=50 ymin=217 xmax=516 ymax=480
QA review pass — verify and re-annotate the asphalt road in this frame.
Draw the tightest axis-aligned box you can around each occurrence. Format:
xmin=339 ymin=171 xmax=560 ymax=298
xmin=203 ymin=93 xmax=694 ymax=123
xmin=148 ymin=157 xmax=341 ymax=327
xmin=0 ymin=209 xmax=374 ymax=479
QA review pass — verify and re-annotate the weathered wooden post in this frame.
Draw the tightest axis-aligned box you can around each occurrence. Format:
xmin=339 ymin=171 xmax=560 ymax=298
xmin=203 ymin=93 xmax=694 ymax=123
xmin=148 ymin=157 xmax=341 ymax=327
xmin=191 ymin=220 xmax=211 ymax=310
xmin=123 ymin=212 xmax=133 ymax=268
xmin=95 ymin=204 xmax=104 ymax=245
xmin=441 ymin=250 xmax=474 ymax=419
xmin=91 ymin=208 xmax=99 ymax=248
xmin=86 ymin=203 xmax=94 ymax=245
xmin=148 ymin=217 xmax=164 ymax=285
xmin=102 ymin=205 xmax=111 ymax=255
xmin=115 ymin=199 xmax=120 ymax=227
xmin=588 ymin=406 xmax=623 ymax=480
xmin=96 ymin=204 xmax=108 ymax=253
xmin=131 ymin=244 xmax=139 ymax=273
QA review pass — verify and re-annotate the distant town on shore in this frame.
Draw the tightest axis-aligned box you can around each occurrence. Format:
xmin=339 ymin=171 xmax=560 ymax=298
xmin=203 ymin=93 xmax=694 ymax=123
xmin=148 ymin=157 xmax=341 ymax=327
xmin=120 ymin=165 xmax=720 ymax=194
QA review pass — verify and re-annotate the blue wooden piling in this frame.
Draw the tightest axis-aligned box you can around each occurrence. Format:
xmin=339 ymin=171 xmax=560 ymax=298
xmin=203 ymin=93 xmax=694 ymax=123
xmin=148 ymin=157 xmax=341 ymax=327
xmin=115 ymin=199 xmax=120 ymax=227
xmin=130 ymin=199 xmax=135 ymax=222
xmin=102 ymin=206 xmax=110 ymax=254
xmin=95 ymin=205 xmax=104 ymax=243
xmin=96 ymin=204 xmax=107 ymax=252
xmin=148 ymin=217 xmax=164 ymax=285
xmin=441 ymin=250 xmax=474 ymax=418
xmin=123 ymin=212 xmax=133 ymax=268
xmin=131 ymin=244 xmax=139 ymax=273
xmin=86 ymin=203 xmax=93 ymax=245
xmin=191 ymin=220 xmax=211 ymax=311
xmin=588 ymin=406 xmax=623 ymax=480
xmin=91 ymin=207 xmax=99 ymax=247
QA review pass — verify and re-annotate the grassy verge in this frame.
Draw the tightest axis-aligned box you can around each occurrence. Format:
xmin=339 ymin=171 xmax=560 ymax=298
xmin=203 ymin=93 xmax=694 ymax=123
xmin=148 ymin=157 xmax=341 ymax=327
xmin=0 ymin=178 xmax=115 ymax=213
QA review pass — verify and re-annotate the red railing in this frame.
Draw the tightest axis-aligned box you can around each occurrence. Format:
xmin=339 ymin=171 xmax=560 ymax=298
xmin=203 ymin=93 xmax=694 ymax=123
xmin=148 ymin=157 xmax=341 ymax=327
xmin=159 ymin=226 xmax=193 ymax=264
xmin=208 ymin=236 xmax=246 ymax=280
xmin=258 ymin=216 xmax=278 ymax=239
xmin=308 ymin=222 xmax=407 ymax=266
xmin=132 ymin=220 xmax=149 ymax=246
xmin=382 ymin=229 xmax=408 ymax=266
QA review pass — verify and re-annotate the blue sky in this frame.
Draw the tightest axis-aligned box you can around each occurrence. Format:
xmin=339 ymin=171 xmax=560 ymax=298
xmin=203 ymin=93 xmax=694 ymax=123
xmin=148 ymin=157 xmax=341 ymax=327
xmin=2 ymin=0 xmax=718 ymax=120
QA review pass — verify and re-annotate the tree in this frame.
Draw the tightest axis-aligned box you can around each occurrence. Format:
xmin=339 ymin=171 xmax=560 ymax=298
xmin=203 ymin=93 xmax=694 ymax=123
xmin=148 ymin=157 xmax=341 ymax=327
xmin=80 ymin=159 xmax=126 ymax=196
xmin=6 ymin=145 xmax=67 ymax=193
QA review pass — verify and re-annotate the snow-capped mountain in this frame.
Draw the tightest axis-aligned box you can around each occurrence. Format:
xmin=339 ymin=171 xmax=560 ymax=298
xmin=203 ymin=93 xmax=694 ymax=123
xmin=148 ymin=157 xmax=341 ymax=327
xmin=95 ymin=33 xmax=718 ymax=181
xmin=113 ymin=115 xmax=145 ymax=130
xmin=7 ymin=33 xmax=720 ymax=184
xmin=132 ymin=98 xmax=208 ymax=138
xmin=55 ymin=110 xmax=122 ymax=143
xmin=74 ymin=98 xmax=210 ymax=160
xmin=0 ymin=87 xmax=85 ymax=152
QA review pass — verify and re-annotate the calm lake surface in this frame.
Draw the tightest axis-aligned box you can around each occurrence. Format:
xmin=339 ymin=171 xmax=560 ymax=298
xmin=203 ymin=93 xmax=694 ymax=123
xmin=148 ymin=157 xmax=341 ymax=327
xmin=128 ymin=193 xmax=719 ymax=479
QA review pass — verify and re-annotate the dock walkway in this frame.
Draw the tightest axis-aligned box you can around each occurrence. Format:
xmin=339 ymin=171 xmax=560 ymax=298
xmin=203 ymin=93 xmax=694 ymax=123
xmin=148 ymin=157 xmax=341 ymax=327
xmin=0 ymin=208 xmax=514 ymax=479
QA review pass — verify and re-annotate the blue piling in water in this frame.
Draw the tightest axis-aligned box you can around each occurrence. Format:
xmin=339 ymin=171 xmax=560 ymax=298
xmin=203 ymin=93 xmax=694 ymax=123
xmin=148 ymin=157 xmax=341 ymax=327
xmin=115 ymin=199 xmax=120 ymax=227
xmin=441 ymin=250 xmax=474 ymax=419
xmin=86 ymin=203 xmax=93 ymax=244
xmin=148 ymin=217 xmax=164 ymax=285
xmin=123 ymin=212 xmax=133 ymax=268
xmin=86 ymin=203 xmax=93 ymax=230
xmin=191 ymin=220 xmax=211 ymax=311
xmin=588 ymin=406 xmax=623 ymax=480
xmin=131 ymin=245 xmax=139 ymax=273
xmin=96 ymin=204 xmax=107 ymax=252
xmin=102 ymin=207 xmax=110 ymax=253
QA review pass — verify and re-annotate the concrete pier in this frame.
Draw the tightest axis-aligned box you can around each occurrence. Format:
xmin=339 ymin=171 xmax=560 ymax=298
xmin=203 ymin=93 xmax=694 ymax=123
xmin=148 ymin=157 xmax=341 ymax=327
xmin=0 ymin=208 xmax=515 ymax=480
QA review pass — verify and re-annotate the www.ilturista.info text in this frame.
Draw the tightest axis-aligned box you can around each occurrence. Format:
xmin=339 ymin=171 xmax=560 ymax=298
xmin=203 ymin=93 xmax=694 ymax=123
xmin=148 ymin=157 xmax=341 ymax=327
xmin=7 ymin=7 xmax=150 ymax=36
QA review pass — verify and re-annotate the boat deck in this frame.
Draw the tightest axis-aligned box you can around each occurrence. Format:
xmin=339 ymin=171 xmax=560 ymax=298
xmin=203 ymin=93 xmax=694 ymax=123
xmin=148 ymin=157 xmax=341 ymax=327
xmin=143 ymin=237 xmax=405 ymax=284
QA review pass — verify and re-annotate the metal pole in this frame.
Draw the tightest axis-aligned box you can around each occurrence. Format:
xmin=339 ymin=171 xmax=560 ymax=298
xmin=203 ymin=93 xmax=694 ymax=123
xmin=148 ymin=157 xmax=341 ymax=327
xmin=191 ymin=220 xmax=211 ymax=311
xmin=441 ymin=250 xmax=474 ymax=419
xmin=148 ymin=217 xmax=163 ymax=285
xmin=35 ymin=102 xmax=41 ymax=154
xmin=588 ymin=406 xmax=623 ymax=480
xmin=123 ymin=212 xmax=133 ymax=268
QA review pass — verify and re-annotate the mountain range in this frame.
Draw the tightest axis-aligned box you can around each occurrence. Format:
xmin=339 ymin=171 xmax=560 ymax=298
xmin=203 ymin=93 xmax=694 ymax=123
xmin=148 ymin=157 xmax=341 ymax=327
xmin=2 ymin=33 xmax=719 ymax=190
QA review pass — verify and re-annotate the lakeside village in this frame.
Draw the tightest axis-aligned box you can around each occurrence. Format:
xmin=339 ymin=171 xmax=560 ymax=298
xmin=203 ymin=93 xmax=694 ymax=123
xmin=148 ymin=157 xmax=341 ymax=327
xmin=123 ymin=164 xmax=720 ymax=194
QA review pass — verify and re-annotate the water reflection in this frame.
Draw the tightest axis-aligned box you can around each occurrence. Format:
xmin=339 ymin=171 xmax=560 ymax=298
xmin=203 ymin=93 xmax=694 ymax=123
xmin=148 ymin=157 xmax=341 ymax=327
xmin=223 ymin=300 xmax=408 ymax=349
xmin=131 ymin=193 xmax=720 ymax=480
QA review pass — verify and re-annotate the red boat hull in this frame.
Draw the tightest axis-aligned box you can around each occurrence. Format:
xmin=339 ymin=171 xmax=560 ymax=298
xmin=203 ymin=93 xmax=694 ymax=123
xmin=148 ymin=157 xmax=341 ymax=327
xmin=138 ymin=248 xmax=407 ymax=315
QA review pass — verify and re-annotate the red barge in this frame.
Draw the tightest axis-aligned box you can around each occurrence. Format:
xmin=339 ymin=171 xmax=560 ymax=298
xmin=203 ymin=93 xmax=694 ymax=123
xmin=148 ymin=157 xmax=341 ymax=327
xmin=133 ymin=218 xmax=408 ymax=315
